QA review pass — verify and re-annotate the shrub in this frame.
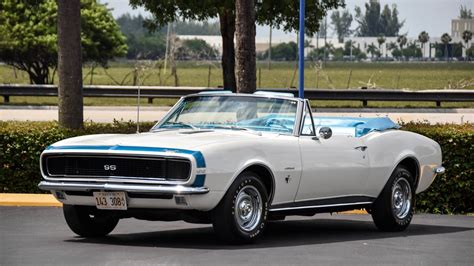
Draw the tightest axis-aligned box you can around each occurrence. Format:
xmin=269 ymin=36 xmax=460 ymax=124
xmin=0 ymin=121 xmax=472 ymax=214
xmin=0 ymin=121 xmax=154 ymax=194
xmin=401 ymin=122 xmax=473 ymax=214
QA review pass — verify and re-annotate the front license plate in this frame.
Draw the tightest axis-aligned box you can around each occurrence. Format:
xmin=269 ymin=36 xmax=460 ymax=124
xmin=93 ymin=192 xmax=127 ymax=210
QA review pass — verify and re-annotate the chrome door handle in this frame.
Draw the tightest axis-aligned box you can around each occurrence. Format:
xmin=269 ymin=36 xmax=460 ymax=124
xmin=354 ymin=146 xmax=367 ymax=151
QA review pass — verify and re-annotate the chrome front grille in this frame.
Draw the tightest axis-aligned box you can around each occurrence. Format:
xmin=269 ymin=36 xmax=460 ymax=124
xmin=42 ymin=155 xmax=191 ymax=181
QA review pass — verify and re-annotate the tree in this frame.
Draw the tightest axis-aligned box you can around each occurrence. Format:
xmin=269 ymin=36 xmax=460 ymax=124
xmin=0 ymin=0 xmax=127 ymax=84
xmin=377 ymin=35 xmax=386 ymax=57
xmin=459 ymin=5 xmax=473 ymax=19
xmin=355 ymin=1 xmax=404 ymax=37
xmin=401 ymin=41 xmax=422 ymax=58
xmin=260 ymin=42 xmax=298 ymax=61
xmin=331 ymin=10 xmax=352 ymax=43
xmin=177 ymin=38 xmax=218 ymax=60
xmin=235 ymin=0 xmax=256 ymax=93
xmin=462 ymin=30 xmax=472 ymax=59
xmin=441 ymin=33 xmax=452 ymax=61
xmin=466 ymin=46 xmax=474 ymax=59
xmin=418 ymin=31 xmax=430 ymax=59
xmin=116 ymin=14 xmax=221 ymax=60
xmin=130 ymin=0 xmax=345 ymax=92
xmin=318 ymin=18 xmax=329 ymax=38
xmin=343 ymin=40 xmax=363 ymax=59
xmin=386 ymin=41 xmax=397 ymax=57
xmin=397 ymin=34 xmax=407 ymax=60
xmin=58 ymin=0 xmax=82 ymax=129
xmin=366 ymin=43 xmax=379 ymax=59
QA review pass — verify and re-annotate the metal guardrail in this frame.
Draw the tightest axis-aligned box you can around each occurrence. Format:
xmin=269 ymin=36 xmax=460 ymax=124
xmin=1 ymin=84 xmax=473 ymax=107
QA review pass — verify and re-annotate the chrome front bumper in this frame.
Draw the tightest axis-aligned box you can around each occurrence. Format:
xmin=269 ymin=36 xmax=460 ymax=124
xmin=38 ymin=181 xmax=209 ymax=195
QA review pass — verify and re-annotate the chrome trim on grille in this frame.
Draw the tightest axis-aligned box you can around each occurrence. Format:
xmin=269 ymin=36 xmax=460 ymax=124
xmin=38 ymin=181 xmax=209 ymax=195
xmin=41 ymin=153 xmax=192 ymax=185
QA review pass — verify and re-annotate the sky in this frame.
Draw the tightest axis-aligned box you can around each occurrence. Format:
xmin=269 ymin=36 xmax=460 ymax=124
xmin=103 ymin=0 xmax=474 ymax=38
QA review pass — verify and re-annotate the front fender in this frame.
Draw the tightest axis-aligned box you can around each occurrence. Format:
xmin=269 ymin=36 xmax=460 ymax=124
xmin=199 ymin=135 xmax=301 ymax=209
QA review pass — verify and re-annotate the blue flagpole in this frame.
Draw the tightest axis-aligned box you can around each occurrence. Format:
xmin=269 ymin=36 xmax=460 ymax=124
xmin=298 ymin=0 xmax=305 ymax=99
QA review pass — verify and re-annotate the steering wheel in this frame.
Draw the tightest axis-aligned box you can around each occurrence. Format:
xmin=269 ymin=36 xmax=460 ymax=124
xmin=265 ymin=118 xmax=292 ymax=132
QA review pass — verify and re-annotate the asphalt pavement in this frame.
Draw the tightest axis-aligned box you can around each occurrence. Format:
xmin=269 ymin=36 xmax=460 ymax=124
xmin=1 ymin=206 xmax=473 ymax=265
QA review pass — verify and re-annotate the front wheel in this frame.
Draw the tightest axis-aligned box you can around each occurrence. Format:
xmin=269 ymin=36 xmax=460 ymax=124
xmin=63 ymin=205 xmax=119 ymax=237
xmin=371 ymin=165 xmax=415 ymax=232
xmin=212 ymin=171 xmax=268 ymax=244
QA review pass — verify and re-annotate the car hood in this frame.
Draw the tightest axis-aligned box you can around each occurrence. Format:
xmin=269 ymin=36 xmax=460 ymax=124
xmin=49 ymin=129 xmax=263 ymax=151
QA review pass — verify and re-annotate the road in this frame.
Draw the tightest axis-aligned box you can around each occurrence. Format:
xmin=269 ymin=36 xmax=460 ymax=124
xmin=1 ymin=207 xmax=473 ymax=265
xmin=1 ymin=106 xmax=473 ymax=124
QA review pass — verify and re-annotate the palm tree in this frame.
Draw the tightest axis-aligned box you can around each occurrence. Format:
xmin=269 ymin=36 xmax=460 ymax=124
xmin=367 ymin=43 xmax=379 ymax=59
xmin=377 ymin=35 xmax=386 ymax=58
xmin=418 ymin=31 xmax=430 ymax=59
xmin=58 ymin=0 xmax=83 ymax=129
xmin=462 ymin=30 xmax=472 ymax=60
xmin=386 ymin=41 xmax=397 ymax=58
xmin=441 ymin=33 xmax=452 ymax=62
xmin=397 ymin=35 xmax=408 ymax=61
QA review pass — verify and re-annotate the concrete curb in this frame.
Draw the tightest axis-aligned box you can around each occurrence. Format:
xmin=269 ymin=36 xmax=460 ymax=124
xmin=0 ymin=193 xmax=368 ymax=214
xmin=0 ymin=193 xmax=62 ymax=207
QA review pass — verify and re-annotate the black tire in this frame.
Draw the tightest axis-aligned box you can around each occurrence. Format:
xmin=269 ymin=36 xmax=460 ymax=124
xmin=371 ymin=165 xmax=415 ymax=232
xmin=212 ymin=171 xmax=268 ymax=244
xmin=63 ymin=205 xmax=119 ymax=237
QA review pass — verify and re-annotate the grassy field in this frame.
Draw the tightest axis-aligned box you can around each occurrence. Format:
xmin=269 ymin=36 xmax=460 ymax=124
xmin=1 ymin=61 xmax=473 ymax=108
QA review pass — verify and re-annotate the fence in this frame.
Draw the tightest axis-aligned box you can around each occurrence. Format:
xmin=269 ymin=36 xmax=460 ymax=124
xmin=1 ymin=84 xmax=473 ymax=107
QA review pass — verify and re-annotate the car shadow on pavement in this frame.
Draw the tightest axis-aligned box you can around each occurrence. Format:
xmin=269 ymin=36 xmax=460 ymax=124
xmin=65 ymin=217 xmax=474 ymax=250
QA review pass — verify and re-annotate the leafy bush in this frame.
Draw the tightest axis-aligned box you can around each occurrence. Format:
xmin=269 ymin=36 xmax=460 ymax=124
xmin=1 ymin=121 xmax=472 ymax=214
xmin=0 ymin=121 xmax=154 ymax=194
xmin=401 ymin=122 xmax=473 ymax=214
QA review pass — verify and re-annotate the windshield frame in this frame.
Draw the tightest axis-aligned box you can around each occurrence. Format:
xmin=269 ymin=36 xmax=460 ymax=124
xmin=151 ymin=93 xmax=305 ymax=136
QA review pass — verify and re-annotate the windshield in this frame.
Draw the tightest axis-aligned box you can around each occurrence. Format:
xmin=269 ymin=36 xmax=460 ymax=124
xmin=153 ymin=95 xmax=299 ymax=134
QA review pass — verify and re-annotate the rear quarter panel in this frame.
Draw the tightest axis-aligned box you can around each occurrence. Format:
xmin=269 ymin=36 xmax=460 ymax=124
xmin=364 ymin=130 xmax=442 ymax=197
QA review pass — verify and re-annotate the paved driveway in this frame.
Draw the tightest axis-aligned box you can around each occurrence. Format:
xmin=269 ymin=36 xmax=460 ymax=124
xmin=1 ymin=207 xmax=473 ymax=265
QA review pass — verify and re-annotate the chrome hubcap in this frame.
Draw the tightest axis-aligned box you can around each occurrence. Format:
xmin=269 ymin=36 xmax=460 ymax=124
xmin=391 ymin=177 xmax=412 ymax=219
xmin=234 ymin=185 xmax=262 ymax=232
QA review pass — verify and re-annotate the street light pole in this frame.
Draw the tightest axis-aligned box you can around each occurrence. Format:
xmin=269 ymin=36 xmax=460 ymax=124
xmin=298 ymin=0 xmax=305 ymax=99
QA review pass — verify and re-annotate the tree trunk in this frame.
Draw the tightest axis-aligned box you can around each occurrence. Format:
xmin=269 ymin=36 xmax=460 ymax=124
xmin=57 ymin=0 xmax=83 ymax=129
xmin=218 ymin=10 xmax=236 ymax=92
xmin=235 ymin=0 xmax=256 ymax=93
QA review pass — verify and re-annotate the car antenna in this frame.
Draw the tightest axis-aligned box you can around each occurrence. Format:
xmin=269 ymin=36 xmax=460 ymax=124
xmin=136 ymin=66 xmax=141 ymax=134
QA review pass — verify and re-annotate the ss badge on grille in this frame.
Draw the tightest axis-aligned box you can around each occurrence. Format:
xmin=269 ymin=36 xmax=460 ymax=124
xmin=104 ymin=165 xmax=117 ymax=171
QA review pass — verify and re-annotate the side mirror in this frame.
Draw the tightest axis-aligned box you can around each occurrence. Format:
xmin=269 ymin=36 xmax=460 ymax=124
xmin=319 ymin=127 xmax=332 ymax=139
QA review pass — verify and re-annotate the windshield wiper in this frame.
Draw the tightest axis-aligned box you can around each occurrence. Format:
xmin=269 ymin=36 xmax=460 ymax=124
xmin=161 ymin=121 xmax=199 ymax=130
xmin=212 ymin=125 xmax=262 ymax=135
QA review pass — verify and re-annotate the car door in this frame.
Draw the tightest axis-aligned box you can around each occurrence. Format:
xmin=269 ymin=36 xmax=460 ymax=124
xmin=295 ymin=101 xmax=369 ymax=202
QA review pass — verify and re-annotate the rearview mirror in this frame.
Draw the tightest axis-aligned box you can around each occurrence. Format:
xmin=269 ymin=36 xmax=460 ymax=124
xmin=319 ymin=127 xmax=332 ymax=139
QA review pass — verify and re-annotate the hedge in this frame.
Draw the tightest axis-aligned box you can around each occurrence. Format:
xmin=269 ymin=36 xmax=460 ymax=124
xmin=1 ymin=121 xmax=472 ymax=214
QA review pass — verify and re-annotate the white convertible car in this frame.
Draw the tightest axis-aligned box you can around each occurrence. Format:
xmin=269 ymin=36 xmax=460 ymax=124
xmin=39 ymin=92 xmax=444 ymax=243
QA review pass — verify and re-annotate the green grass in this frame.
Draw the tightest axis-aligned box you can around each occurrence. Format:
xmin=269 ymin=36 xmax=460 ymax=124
xmin=1 ymin=61 xmax=473 ymax=108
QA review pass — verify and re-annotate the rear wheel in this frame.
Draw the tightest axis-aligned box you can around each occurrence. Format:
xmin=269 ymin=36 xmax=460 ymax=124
xmin=371 ymin=165 xmax=415 ymax=232
xmin=212 ymin=171 xmax=268 ymax=244
xmin=63 ymin=205 xmax=119 ymax=237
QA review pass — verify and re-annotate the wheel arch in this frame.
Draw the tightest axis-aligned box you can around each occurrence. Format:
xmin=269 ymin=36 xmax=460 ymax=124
xmin=238 ymin=163 xmax=276 ymax=205
xmin=395 ymin=156 xmax=420 ymax=190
